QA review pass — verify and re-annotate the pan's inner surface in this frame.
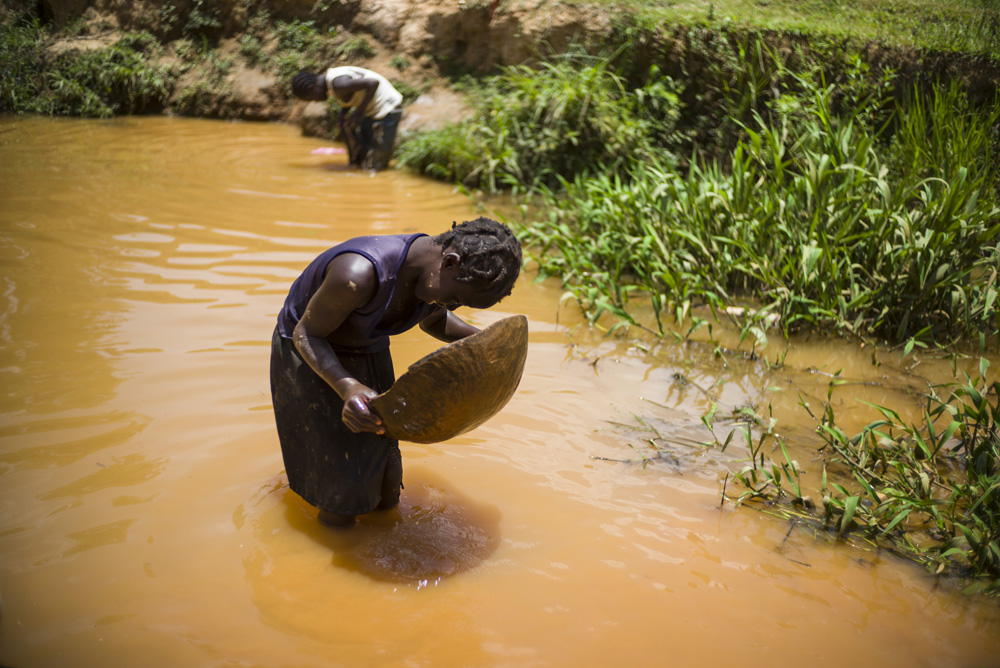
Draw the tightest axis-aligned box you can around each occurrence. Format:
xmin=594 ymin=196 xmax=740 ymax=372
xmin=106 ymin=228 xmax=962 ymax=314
xmin=370 ymin=315 xmax=528 ymax=443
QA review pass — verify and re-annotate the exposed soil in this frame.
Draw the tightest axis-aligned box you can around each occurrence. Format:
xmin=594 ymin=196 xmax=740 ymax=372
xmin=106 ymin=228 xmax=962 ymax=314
xmin=33 ymin=0 xmax=1000 ymax=138
xmin=35 ymin=0 xmax=616 ymax=137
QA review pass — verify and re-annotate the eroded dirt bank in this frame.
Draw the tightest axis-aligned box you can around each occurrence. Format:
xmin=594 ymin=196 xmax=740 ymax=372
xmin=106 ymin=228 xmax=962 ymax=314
xmin=30 ymin=0 xmax=1000 ymax=138
xmin=35 ymin=0 xmax=617 ymax=134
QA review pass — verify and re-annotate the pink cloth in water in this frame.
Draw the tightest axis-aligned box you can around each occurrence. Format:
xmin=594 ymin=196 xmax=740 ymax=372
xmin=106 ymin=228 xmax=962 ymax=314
xmin=310 ymin=147 xmax=346 ymax=155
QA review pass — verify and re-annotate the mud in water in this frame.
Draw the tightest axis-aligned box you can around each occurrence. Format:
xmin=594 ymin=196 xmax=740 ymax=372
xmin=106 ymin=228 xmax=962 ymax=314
xmin=2 ymin=116 xmax=1000 ymax=668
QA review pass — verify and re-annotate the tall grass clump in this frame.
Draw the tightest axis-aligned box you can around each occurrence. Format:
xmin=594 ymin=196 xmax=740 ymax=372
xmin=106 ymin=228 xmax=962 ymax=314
xmin=397 ymin=51 xmax=683 ymax=194
xmin=34 ymin=31 xmax=173 ymax=117
xmin=515 ymin=47 xmax=1000 ymax=347
xmin=885 ymin=80 xmax=1000 ymax=205
xmin=0 ymin=12 xmax=46 ymax=113
xmin=1 ymin=11 xmax=173 ymax=118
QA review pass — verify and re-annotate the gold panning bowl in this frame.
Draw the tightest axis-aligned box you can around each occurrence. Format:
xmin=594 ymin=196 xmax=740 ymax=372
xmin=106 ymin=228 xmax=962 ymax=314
xmin=370 ymin=315 xmax=528 ymax=444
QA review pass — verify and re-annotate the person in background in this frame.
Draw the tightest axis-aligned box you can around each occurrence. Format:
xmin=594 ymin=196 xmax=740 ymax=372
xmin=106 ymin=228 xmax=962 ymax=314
xmin=292 ymin=66 xmax=404 ymax=170
xmin=270 ymin=218 xmax=522 ymax=528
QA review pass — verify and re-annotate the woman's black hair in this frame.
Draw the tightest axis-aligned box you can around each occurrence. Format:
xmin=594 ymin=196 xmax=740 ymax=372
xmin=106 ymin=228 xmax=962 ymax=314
xmin=433 ymin=217 xmax=522 ymax=303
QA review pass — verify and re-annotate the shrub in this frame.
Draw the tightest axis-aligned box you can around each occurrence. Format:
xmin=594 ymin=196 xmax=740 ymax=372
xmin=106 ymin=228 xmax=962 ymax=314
xmin=515 ymin=44 xmax=1000 ymax=346
xmin=36 ymin=32 xmax=173 ymax=117
xmin=398 ymin=51 xmax=683 ymax=193
xmin=335 ymin=35 xmax=376 ymax=61
xmin=0 ymin=13 xmax=46 ymax=113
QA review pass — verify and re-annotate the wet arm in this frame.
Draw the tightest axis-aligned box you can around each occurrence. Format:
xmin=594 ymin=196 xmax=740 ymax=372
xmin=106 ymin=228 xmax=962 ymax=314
xmin=331 ymin=75 xmax=378 ymax=122
xmin=292 ymin=254 xmax=384 ymax=433
xmin=419 ymin=309 xmax=481 ymax=343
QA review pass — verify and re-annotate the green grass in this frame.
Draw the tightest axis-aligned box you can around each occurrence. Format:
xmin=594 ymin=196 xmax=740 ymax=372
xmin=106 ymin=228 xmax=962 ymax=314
xmin=0 ymin=8 xmax=363 ymax=116
xmin=35 ymin=31 xmax=172 ymax=117
xmin=601 ymin=0 xmax=1000 ymax=60
xmin=396 ymin=40 xmax=999 ymax=349
xmin=397 ymin=50 xmax=684 ymax=193
xmin=602 ymin=351 xmax=1000 ymax=595
xmin=270 ymin=19 xmax=333 ymax=81
xmin=335 ymin=35 xmax=376 ymax=61
xmin=0 ymin=12 xmax=46 ymax=113
xmin=515 ymin=67 xmax=1000 ymax=347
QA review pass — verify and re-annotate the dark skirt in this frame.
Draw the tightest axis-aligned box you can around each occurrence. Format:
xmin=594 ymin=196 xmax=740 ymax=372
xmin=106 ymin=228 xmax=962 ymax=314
xmin=269 ymin=328 xmax=402 ymax=515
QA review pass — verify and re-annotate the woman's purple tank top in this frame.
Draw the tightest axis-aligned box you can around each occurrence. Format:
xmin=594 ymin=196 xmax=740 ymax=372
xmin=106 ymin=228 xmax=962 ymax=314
xmin=276 ymin=233 xmax=439 ymax=352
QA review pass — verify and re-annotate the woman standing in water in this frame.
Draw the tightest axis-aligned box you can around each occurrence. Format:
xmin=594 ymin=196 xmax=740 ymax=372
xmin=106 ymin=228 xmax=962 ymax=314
xmin=270 ymin=218 xmax=522 ymax=527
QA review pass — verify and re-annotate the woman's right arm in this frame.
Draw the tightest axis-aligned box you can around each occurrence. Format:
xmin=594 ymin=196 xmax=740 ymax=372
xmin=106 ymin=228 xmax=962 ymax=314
xmin=292 ymin=253 xmax=385 ymax=434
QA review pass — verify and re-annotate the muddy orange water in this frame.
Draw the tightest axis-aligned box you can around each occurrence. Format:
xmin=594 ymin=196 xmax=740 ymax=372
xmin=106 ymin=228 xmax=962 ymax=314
xmin=2 ymin=116 xmax=999 ymax=668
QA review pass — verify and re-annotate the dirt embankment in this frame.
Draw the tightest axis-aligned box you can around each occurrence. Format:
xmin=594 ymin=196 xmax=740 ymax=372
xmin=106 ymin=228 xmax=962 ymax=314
xmin=37 ymin=0 xmax=616 ymax=135
xmin=35 ymin=0 xmax=1000 ymax=136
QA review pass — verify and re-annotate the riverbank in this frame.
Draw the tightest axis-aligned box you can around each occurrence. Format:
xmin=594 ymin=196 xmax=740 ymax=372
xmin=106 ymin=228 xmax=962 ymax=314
xmin=4 ymin=0 xmax=1000 ymax=139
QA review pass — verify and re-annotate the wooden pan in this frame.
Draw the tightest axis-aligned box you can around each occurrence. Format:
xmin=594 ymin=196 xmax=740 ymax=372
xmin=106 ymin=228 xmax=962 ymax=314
xmin=370 ymin=315 xmax=528 ymax=443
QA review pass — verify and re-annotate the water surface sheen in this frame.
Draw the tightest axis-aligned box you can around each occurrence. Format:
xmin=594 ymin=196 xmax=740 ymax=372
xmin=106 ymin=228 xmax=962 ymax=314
xmin=1 ymin=116 xmax=998 ymax=668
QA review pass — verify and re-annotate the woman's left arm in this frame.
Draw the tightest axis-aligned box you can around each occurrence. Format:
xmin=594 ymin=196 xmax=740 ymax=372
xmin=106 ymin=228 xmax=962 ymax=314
xmin=419 ymin=309 xmax=480 ymax=342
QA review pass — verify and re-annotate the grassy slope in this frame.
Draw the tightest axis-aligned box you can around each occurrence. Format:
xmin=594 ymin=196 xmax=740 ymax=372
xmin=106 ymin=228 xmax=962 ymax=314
xmin=601 ymin=0 xmax=1000 ymax=59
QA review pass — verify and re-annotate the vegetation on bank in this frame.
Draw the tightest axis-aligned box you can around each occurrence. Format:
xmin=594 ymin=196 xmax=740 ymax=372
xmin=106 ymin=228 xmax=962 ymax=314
xmin=398 ymin=53 xmax=684 ymax=192
xmin=611 ymin=0 xmax=1000 ymax=60
xmin=396 ymin=34 xmax=1000 ymax=595
xmin=0 ymin=7 xmax=420 ymax=120
xmin=400 ymin=42 xmax=1000 ymax=348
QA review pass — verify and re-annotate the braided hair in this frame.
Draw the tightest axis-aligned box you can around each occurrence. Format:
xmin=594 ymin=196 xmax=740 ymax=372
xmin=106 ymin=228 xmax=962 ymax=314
xmin=292 ymin=70 xmax=320 ymax=99
xmin=433 ymin=217 xmax=522 ymax=304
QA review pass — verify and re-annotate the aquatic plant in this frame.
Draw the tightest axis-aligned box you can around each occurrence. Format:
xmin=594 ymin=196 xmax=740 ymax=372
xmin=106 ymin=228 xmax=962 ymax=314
xmin=610 ymin=356 xmax=1000 ymax=595
xmin=728 ymin=360 xmax=1000 ymax=595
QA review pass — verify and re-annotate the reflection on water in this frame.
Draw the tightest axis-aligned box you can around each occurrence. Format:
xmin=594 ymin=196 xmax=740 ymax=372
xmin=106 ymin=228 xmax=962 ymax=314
xmin=35 ymin=519 xmax=138 ymax=566
xmin=2 ymin=116 xmax=1000 ymax=668
xmin=247 ymin=466 xmax=500 ymax=586
xmin=327 ymin=472 xmax=501 ymax=583
xmin=0 ymin=412 xmax=153 ymax=471
xmin=237 ymin=468 xmax=499 ymax=657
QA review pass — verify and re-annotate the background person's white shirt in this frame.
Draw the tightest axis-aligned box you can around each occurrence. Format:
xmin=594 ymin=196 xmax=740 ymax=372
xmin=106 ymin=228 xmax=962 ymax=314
xmin=324 ymin=66 xmax=403 ymax=120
